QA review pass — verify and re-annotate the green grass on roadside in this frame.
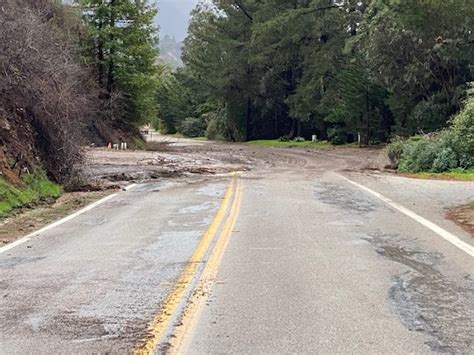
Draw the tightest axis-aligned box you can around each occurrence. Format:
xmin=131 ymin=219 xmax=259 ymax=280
xmin=410 ymin=169 xmax=474 ymax=181
xmin=0 ymin=173 xmax=62 ymax=217
xmin=246 ymin=139 xmax=347 ymax=149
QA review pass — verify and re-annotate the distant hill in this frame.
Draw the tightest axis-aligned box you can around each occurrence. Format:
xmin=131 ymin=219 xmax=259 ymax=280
xmin=159 ymin=35 xmax=183 ymax=69
xmin=155 ymin=0 xmax=198 ymax=68
xmin=155 ymin=0 xmax=197 ymax=41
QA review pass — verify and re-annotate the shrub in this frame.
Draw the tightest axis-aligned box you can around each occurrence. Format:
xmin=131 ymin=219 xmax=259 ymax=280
xmin=398 ymin=140 xmax=438 ymax=172
xmin=388 ymin=91 xmax=473 ymax=174
xmin=387 ymin=137 xmax=406 ymax=167
xmin=179 ymin=117 xmax=206 ymax=138
xmin=431 ymin=147 xmax=458 ymax=173
xmin=327 ymin=127 xmax=348 ymax=145
xmin=450 ymin=96 xmax=474 ymax=168
xmin=205 ymin=116 xmax=220 ymax=140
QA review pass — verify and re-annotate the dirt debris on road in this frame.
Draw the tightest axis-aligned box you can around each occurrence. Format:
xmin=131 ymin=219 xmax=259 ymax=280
xmin=448 ymin=202 xmax=474 ymax=237
xmin=0 ymin=136 xmax=390 ymax=246
xmin=82 ymin=137 xmax=388 ymax=189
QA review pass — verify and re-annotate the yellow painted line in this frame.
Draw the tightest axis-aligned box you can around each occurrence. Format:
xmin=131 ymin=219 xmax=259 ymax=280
xmin=134 ymin=179 xmax=236 ymax=355
xmin=170 ymin=179 xmax=243 ymax=354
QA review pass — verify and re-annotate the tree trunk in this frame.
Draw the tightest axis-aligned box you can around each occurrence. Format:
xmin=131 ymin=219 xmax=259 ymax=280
xmin=97 ymin=19 xmax=105 ymax=87
xmin=289 ymin=117 xmax=297 ymax=139
xmin=106 ymin=0 xmax=116 ymax=99
xmin=245 ymin=95 xmax=251 ymax=141
xmin=365 ymin=87 xmax=370 ymax=146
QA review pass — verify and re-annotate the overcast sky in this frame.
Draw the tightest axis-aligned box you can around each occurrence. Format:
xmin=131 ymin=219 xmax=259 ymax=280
xmin=155 ymin=0 xmax=199 ymax=41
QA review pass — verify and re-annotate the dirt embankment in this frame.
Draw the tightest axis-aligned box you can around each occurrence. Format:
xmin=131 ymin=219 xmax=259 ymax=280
xmin=0 ymin=108 xmax=43 ymax=185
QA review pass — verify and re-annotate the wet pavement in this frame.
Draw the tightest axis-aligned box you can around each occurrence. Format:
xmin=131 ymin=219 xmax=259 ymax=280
xmin=1 ymin=142 xmax=473 ymax=354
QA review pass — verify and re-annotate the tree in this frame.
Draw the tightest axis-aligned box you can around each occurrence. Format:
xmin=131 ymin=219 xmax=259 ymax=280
xmin=358 ymin=0 xmax=474 ymax=135
xmin=178 ymin=0 xmax=473 ymax=144
xmin=78 ymin=0 xmax=159 ymax=123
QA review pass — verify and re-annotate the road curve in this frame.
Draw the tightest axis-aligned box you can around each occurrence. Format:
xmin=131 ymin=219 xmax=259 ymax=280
xmin=1 ymin=146 xmax=473 ymax=354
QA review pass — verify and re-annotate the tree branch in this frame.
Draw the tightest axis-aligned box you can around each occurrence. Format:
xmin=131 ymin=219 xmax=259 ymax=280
xmin=233 ymin=0 xmax=253 ymax=21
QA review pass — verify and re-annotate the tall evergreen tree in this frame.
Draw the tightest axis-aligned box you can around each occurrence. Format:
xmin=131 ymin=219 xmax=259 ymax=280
xmin=78 ymin=0 xmax=159 ymax=123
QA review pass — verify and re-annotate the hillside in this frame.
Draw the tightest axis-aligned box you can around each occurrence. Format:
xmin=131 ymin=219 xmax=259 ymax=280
xmin=155 ymin=0 xmax=197 ymax=41
xmin=159 ymin=35 xmax=183 ymax=68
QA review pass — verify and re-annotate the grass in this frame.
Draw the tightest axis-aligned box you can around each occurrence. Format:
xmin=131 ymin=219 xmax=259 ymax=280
xmin=0 ymin=172 xmax=62 ymax=218
xmin=246 ymin=139 xmax=345 ymax=149
xmin=409 ymin=169 xmax=474 ymax=181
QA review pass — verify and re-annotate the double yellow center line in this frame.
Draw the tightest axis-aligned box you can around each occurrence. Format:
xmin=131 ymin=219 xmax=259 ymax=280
xmin=134 ymin=176 xmax=243 ymax=355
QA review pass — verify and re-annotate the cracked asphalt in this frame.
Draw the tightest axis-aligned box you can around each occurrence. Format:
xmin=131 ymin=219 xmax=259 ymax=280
xmin=1 ymin=139 xmax=473 ymax=354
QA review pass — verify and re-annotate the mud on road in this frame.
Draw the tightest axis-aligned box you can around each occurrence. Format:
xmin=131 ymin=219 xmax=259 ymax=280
xmin=82 ymin=137 xmax=388 ymax=189
xmin=1 ymin=136 xmax=387 ymax=247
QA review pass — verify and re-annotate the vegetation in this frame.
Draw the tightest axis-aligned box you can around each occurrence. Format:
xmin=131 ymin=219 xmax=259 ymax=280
xmin=78 ymin=0 xmax=160 ymax=124
xmin=1 ymin=0 xmax=472 ymax=200
xmin=159 ymin=35 xmax=183 ymax=69
xmin=155 ymin=0 xmax=473 ymax=158
xmin=388 ymin=90 xmax=474 ymax=174
xmin=409 ymin=170 xmax=474 ymax=182
xmin=0 ymin=173 xmax=62 ymax=217
xmin=0 ymin=0 xmax=160 ymax=215
xmin=246 ymin=140 xmax=334 ymax=149
xmin=1 ymin=0 xmax=160 ymax=185
xmin=0 ymin=0 xmax=97 ymax=183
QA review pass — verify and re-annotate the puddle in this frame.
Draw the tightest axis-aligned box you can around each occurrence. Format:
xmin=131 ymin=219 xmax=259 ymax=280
xmin=314 ymin=183 xmax=379 ymax=213
xmin=178 ymin=202 xmax=217 ymax=214
xmin=366 ymin=232 xmax=474 ymax=353
xmin=168 ymin=216 xmax=214 ymax=228
xmin=197 ymin=183 xmax=227 ymax=197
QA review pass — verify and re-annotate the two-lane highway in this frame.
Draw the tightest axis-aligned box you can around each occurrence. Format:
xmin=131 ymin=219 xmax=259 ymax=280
xmin=1 ymin=146 xmax=473 ymax=354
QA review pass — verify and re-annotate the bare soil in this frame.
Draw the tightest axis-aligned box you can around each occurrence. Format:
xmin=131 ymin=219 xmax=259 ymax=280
xmin=1 ymin=135 xmax=387 ymax=245
xmin=447 ymin=203 xmax=474 ymax=237
xmin=82 ymin=136 xmax=388 ymax=189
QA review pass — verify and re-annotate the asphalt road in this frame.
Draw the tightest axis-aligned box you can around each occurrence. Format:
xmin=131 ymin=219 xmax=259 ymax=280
xmin=1 ymin=144 xmax=473 ymax=354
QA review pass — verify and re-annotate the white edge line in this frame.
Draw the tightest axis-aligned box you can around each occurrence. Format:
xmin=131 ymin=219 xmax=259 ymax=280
xmin=0 ymin=183 xmax=137 ymax=254
xmin=335 ymin=173 xmax=474 ymax=258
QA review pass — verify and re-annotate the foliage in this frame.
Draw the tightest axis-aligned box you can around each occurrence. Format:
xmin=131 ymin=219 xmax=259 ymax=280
xmin=78 ymin=0 xmax=159 ymax=123
xmin=0 ymin=172 xmax=62 ymax=217
xmin=176 ymin=0 xmax=472 ymax=145
xmin=246 ymin=140 xmax=335 ymax=149
xmin=410 ymin=169 xmax=474 ymax=182
xmin=388 ymin=89 xmax=474 ymax=173
xmin=179 ymin=117 xmax=206 ymax=138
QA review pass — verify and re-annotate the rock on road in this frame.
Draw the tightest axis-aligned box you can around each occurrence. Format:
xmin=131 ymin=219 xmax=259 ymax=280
xmin=1 ymin=140 xmax=473 ymax=354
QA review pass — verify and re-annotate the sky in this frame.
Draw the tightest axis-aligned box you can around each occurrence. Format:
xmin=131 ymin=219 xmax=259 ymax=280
xmin=155 ymin=0 xmax=200 ymax=41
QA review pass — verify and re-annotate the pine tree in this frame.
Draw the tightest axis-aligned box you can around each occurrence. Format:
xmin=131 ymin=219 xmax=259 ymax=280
xmin=78 ymin=0 xmax=159 ymax=123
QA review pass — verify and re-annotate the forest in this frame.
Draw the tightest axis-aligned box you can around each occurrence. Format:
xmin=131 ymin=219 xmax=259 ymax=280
xmin=0 ymin=0 xmax=473 ymax=209
xmin=157 ymin=0 xmax=473 ymax=172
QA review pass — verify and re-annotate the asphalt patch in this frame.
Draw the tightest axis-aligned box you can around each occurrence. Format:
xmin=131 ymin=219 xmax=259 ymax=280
xmin=314 ymin=182 xmax=380 ymax=214
xmin=366 ymin=232 xmax=474 ymax=353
